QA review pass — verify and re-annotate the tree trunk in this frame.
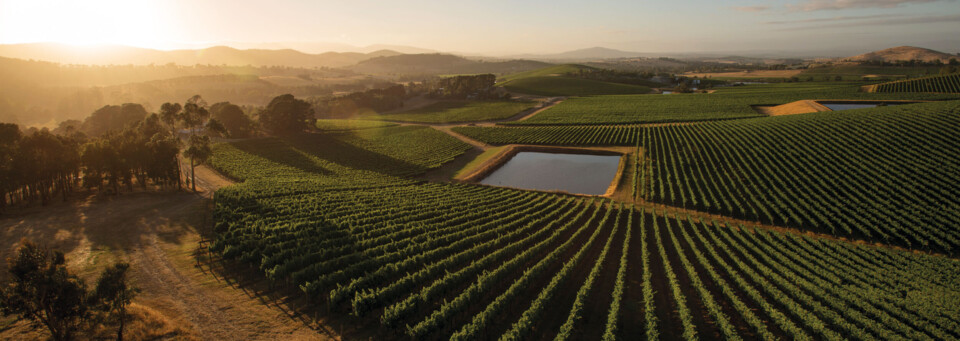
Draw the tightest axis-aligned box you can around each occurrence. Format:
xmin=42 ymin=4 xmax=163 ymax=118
xmin=192 ymin=161 xmax=198 ymax=192
xmin=176 ymin=157 xmax=183 ymax=191
xmin=61 ymin=176 xmax=68 ymax=202
xmin=117 ymin=308 xmax=124 ymax=341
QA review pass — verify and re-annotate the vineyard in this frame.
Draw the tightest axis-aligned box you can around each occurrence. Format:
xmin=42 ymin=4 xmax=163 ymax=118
xmin=496 ymin=64 xmax=654 ymax=96
xmin=366 ymin=100 xmax=535 ymax=124
xmin=315 ymin=119 xmax=397 ymax=131
xmin=457 ymin=101 xmax=960 ymax=253
xmin=504 ymin=82 xmax=959 ymax=125
xmin=206 ymin=82 xmax=960 ymax=339
xmin=869 ymin=73 xmax=960 ymax=93
xmin=208 ymin=125 xmax=470 ymax=195
xmin=500 ymin=76 xmax=652 ymax=96
xmin=209 ymin=168 xmax=960 ymax=339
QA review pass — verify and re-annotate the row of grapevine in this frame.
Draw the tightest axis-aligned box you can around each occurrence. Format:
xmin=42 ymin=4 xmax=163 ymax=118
xmin=208 ymin=113 xmax=960 ymax=339
xmin=458 ymin=101 xmax=960 ymax=253
xmin=500 ymin=82 xmax=958 ymax=125
xmin=872 ymin=73 xmax=960 ymax=93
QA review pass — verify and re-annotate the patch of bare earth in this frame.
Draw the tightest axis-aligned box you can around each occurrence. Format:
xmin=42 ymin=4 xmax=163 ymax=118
xmin=753 ymin=100 xmax=829 ymax=116
xmin=0 ymin=165 xmax=332 ymax=340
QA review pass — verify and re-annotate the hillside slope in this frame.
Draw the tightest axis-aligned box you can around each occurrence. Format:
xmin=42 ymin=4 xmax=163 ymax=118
xmin=867 ymin=73 xmax=960 ymax=93
xmin=845 ymin=46 xmax=957 ymax=63
xmin=346 ymin=53 xmax=550 ymax=75
xmin=0 ymin=43 xmax=397 ymax=68
xmin=497 ymin=64 xmax=651 ymax=96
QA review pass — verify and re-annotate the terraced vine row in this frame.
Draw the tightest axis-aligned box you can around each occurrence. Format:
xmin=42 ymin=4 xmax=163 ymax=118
xmin=208 ymin=125 xmax=960 ymax=339
xmin=457 ymin=101 xmax=960 ymax=253
xmin=872 ymin=73 xmax=960 ymax=93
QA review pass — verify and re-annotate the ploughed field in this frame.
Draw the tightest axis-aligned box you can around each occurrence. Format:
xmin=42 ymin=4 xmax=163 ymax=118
xmin=207 ymin=85 xmax=960 ymax=339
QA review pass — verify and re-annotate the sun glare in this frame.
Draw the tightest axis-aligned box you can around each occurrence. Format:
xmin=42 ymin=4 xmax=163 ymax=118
xmin=0 ymin=0 xmax=170 ymax=49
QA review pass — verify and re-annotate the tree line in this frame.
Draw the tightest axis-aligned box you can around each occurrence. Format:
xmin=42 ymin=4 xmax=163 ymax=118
xmin=1 ymin=95 xmax=268 ymax=210
xmin=308 ymin=74 xmax=506 ymax=119
xmin=311 ymin=84 xmax=405 ymax=119
xmin=0 ymin=91 xmax=339 ymax=211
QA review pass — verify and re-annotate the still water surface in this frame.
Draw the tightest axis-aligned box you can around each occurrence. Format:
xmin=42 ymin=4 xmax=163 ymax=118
xmin=480 ymin=152 xmax=621 ymax=195
xmin=821 ymin=103 xmax=880 ymax=111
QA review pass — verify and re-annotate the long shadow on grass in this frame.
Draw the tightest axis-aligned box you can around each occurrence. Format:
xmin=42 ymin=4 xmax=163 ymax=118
xmin=229 ymin=138 xmax=335 ymax=177
xmin=283 ymin=132 xmax=427 ymax=177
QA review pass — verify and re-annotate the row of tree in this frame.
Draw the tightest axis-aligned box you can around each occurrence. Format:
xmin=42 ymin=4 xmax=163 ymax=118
xmin=1 ymin=93 xmax=316 ymax=210
xmin=310 ymin=84 xmax=405 ymax=118
xmin=426 ymin=74 xmax=497 ymax=99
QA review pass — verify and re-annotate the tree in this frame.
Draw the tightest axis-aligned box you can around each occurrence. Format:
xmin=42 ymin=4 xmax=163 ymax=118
xmin=258 ymin=94 xmax=314 ymax=135
xmin=182 ymin=135 xmax=212 ymax=192
xmin=159 ymin=102 xmax=184 ymax=190
xmin=0 ymin=241 xmax=89 ymax=341
xmin=90 ymin=263 xmax=138 ymax=341
xmin=80 ymin=104 xmax=148 ymax=137
xmin=204 ymin=118 xmax=228 ymax=138
xmin=0 ymin=123 xmax=21 ymax=210
xmin=179 ymin=95 xmax=209 ymax=136
xmin=158 ymin=103 xmax=182 ymax=137
xmin=209 ymin=102 xmax=255 ymax=138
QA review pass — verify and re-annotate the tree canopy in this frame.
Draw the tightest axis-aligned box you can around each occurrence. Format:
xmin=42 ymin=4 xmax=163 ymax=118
xmin=209 ymin=102 xmax=256 ymax=138
xmin=80 ymin=104 xmax=148 ymax=137
xmin=258 ymin=94 xmax=314 ymax=135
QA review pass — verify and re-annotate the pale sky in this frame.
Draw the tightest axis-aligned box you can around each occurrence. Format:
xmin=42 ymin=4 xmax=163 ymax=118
xmin=0 ymin=0 xmax=957 ymax=55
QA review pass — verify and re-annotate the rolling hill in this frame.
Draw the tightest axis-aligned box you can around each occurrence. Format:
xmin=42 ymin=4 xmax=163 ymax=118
xmin=497 ymin=64 xmax=652 ymax=96
xmin=0 ymin=43 xmax=402 ymax=68
xmin=508 ymin=47 xmax=646 ymax=61
xmin=844 ymin=46 xmax=957 ymax=63
xmin=346 ymin=53 xmax=551 ymax=75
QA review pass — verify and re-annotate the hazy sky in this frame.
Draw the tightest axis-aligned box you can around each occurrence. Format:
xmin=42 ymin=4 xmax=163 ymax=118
xmin=1 ymin=0 xmax=958 ymax=55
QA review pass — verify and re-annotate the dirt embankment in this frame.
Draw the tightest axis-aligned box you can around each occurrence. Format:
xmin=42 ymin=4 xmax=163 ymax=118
xmin=0 ymin=166 xmax=332 ymax=340
xmin=753 ymin=100 xmax=830 ymax=116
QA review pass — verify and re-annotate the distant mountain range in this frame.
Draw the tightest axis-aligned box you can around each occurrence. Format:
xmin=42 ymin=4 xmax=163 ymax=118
xmin=0 ymin=43 xmax=404 ymax=68
xmin=347 ymin=54 xmax=551 ymax=75
xmin=506 ymin=47 xmax=652 ymax=61
xmin=1 ymin=43 xmax=955 ymax=72
xmin=219 ymin=42 xmax=437 ymax=55
xmin=842 ymin=46 xmax=957 ymax=63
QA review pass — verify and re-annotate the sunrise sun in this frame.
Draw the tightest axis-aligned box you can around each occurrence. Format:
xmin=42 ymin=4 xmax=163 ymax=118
xmin=0 ymin=0 xmax=170 ymax=48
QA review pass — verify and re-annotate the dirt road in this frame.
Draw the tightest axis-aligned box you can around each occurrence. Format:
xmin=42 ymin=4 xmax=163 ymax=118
xmin=0 ymin=166 xmax=332 ymax=340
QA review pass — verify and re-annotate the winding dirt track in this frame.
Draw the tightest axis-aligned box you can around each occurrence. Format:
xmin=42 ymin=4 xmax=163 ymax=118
xmin=0 ymin=166 xmax=332 ymax=340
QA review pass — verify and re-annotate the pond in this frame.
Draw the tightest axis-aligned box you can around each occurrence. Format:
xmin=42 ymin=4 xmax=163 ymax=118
xmin=821 ymin=103 xmax=881 ymax=111
xmin=661 ymin=91 xmax=673 ymax=94
xmin=479 ymin=152 xmax=621 ymax=195
xmin=819 ymin=101 xmax=910 ymax=111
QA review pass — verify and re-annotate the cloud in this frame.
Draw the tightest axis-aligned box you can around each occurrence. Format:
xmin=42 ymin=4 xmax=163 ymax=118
xmin=773 ymin=13 xmax=960 ymax=30
xmin=732 ymin=5 xmax=770 ymax=12
xmin=763 ymin=14 xmax=900 ymax=24
xmin=788 ymin=0 xmax=945 ymax=11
